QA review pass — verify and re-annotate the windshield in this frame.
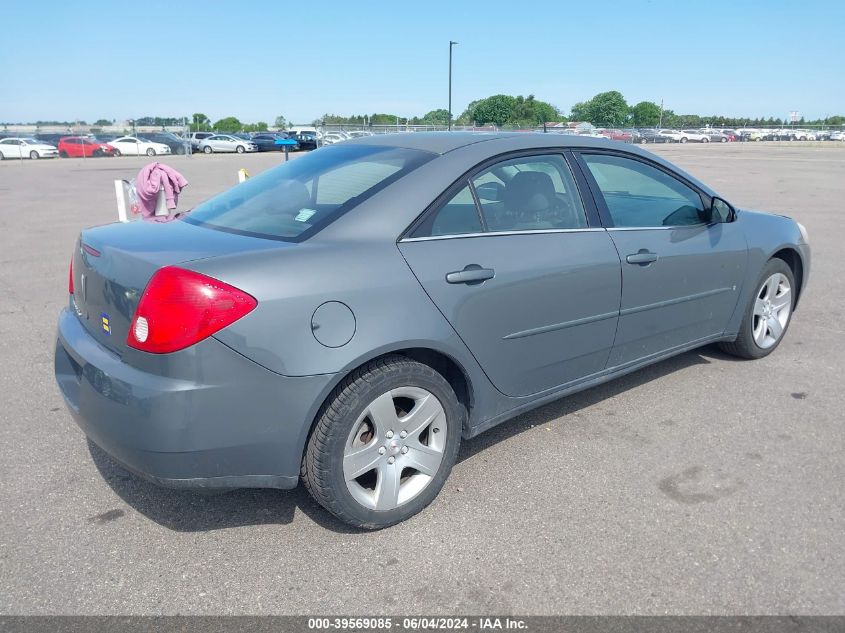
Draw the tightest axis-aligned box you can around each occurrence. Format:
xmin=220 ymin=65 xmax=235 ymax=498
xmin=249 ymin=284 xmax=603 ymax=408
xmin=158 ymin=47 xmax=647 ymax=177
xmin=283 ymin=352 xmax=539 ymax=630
xmin=21 ymin=138 xmax=38 ymax=144
xmin=184 ymin=144 xmax=433 ymax=241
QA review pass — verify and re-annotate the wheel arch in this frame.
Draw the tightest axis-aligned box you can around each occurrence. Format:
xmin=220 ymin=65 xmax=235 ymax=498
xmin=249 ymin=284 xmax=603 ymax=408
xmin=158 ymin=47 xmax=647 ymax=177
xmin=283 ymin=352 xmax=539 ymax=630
xmin=770 ymin=247 xmax=805 ymax=308
xmin=295 ymin=344 xmax=477 ymax=471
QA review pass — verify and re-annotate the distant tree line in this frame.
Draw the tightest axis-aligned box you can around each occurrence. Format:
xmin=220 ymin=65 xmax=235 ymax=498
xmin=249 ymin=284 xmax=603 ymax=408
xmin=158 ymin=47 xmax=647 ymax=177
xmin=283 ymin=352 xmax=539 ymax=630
xmin=5 ymin=96 xmax=843 ymax=132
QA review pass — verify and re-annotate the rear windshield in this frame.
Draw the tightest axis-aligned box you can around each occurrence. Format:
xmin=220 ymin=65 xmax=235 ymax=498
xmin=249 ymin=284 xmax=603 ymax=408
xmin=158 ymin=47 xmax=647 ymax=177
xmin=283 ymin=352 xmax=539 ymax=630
xmin=183 ymin=144 xmax=433 ymax=241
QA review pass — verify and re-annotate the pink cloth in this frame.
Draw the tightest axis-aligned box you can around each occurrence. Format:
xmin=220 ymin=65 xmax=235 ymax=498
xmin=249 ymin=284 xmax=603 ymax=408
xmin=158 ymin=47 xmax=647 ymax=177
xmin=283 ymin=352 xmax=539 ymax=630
xmin=135 ymin=162 xmax=188 ymax=222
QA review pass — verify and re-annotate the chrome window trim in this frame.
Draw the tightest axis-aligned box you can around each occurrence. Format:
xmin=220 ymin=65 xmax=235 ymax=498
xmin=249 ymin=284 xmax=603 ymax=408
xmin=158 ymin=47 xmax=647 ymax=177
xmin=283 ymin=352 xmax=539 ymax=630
xmin=607 ymin=223 xmax=710 ymax=232
xmin=400 ymin=227 xmax=606 ymax=243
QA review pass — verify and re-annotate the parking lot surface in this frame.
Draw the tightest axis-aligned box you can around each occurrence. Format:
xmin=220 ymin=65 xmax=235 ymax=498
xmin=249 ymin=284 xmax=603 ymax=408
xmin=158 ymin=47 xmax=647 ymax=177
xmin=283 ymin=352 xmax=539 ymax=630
xmin=1 ymin=143 xmax=843 ymax=615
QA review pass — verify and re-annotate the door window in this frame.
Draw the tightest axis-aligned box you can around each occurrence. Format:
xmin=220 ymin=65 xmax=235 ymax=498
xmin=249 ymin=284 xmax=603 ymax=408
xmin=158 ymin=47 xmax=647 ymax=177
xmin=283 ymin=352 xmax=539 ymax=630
xmin=412 ymin=154 xmax=587 ymax=238
xmin=581 ymin=154 xmax=706 ymax=227
xmin=472 ymin=155 xmax=587 ymax=232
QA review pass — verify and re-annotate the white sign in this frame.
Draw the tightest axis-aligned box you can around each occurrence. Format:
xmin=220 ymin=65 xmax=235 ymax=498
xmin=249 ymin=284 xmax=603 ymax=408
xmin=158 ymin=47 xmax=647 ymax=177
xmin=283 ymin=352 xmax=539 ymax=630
xmin=789 ymin=111 xmax=800 ymax=122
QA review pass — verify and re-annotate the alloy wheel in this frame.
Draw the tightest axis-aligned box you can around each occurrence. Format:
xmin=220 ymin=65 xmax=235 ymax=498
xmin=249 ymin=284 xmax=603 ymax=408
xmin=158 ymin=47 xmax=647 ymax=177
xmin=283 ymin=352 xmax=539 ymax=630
xmin=752 ymin=273 xmax=792 ymax=349
xmin=343 ymin=386 xmax=447 ymax=511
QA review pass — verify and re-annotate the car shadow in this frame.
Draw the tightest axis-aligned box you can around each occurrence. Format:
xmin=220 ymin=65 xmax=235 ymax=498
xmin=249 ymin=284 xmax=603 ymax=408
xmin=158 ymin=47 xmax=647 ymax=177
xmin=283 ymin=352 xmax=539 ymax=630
xmin=89 ymin=346 xmax=722 ymax=534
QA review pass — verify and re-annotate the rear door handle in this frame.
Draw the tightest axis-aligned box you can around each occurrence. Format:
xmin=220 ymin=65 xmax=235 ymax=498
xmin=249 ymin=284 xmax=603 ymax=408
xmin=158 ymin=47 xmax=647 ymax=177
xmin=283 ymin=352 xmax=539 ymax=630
xmin=626 ymin=250 xmax=659 ymax=266
xmin=446 ymin=264 xmax=495 ymax=285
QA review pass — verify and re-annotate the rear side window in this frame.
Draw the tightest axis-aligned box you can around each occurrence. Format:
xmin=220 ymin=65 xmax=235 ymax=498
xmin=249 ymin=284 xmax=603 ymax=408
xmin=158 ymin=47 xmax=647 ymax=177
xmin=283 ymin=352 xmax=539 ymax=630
xmin=581 ymin=154 xmax=706 ymax=228
xmin=184 ymin=144 xmax=433 ymax=241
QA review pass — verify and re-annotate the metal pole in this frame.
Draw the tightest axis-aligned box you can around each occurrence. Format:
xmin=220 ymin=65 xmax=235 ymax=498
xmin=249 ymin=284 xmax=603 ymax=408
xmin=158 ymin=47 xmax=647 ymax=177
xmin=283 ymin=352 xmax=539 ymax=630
xmin=448 ymin=41 xmax=458 ymax=131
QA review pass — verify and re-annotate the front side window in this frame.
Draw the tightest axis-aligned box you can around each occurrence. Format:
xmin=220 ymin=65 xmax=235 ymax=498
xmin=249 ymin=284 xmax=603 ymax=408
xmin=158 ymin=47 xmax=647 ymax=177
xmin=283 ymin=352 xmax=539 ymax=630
xmin=472 ymin=155 xmax=587 ymax=232
xmin=581 ymin=154 xmax=706 ymax=228
xmin=184 ymin=144 xmax=432 ymax=241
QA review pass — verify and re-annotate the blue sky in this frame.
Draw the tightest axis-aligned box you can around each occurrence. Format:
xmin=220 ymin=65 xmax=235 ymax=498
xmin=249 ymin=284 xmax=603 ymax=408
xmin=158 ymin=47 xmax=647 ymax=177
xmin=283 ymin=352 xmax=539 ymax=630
xmin=2 ymin=0 xmax=843 ymax=124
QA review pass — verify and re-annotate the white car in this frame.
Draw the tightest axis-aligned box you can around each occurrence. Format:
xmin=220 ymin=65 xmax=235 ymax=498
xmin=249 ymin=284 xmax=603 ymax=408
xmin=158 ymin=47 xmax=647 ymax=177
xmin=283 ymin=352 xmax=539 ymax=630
xmin=657 ymin=129 xmax=682 ymax=142
xmin=792 ymin=130 xmax=817 ymax=141
xmin=321 ymin=132 xmax=349 ymax=145
xmin=107 ymin=136 xmax=171 ymax=156
xmin=197 ymin=135 xmax=258 ymax=154
xmin=0 ymin=137 xmax=59 ymax=159
xmin=678 ymin=130 xmax=708 ymax=143
xmin=830 ymin=131 xmax=845 ymax=141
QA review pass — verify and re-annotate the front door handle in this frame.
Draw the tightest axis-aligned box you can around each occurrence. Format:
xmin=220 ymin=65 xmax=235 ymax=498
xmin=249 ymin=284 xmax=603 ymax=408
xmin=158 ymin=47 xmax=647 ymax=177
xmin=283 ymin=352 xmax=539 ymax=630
xmin=626 ymin=250 xmax=659 ymax=266
xmin=446 ymin=264 xmax=495 ymax=285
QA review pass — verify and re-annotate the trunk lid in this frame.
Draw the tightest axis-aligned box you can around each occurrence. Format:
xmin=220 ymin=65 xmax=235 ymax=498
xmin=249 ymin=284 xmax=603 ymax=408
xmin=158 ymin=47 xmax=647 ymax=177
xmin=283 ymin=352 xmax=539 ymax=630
xmin=71 ymin=219 xmax=286 ymax=356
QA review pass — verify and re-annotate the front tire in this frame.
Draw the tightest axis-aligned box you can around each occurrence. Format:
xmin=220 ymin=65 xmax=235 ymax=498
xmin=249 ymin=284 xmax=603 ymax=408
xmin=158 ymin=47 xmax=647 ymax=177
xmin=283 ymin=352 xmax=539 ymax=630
xmin=236 ymin=145 xmax=245 ymax=153
xmin=146 ymin=148 xmax=156 ymax=156
xmin=203 ymin=146 xmax=213 ymax=154
xmin=302 ymin=355 xmax=463 ymax=529
xmin=30 ymin=150 xmax=40 ymax=159
xmin=719 ymin=258 xmax=795 ymax=359
xmin=680 ymin=137 xmax=688 ymax=143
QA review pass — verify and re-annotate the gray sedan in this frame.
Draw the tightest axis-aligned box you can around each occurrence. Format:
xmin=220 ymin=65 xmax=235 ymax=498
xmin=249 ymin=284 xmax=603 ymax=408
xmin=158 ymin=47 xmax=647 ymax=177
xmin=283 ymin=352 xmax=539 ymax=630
xmin=56 ymin=133 xmax=810 ymax=529
xmin=198 ymin=134 xmax=258 ymax=153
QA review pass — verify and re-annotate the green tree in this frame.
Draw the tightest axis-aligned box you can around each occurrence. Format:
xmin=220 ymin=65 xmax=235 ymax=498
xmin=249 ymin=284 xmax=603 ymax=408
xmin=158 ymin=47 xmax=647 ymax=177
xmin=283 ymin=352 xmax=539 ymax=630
xmin=213 ymin=116 xmax=242 ymax=132
xmin=190 ymin=113 xmax=211 ymax=132
xmin=577 ymin=91 xmax=629 ymax=127
xmin=467 ymin=95 xmax=517 ymax=126
xmin=94 ymin=118 xmax=112 ymax=127
xmin=420 ymin=109 xmax=451 ymax=126
xmin=630 ymin=101 xmax=661 ymax=127
xmin=274 ymin=115 xmax=287 ymax=129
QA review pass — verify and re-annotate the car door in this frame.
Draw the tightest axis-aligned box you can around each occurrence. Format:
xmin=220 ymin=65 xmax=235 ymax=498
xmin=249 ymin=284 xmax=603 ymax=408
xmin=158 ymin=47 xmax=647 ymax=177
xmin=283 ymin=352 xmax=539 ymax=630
xmin=575 ymin=151 xmax=747 ymax=367
xmin=1 ymin=139 xmax=22 ymax=158
xmin=399 ymin=152 xmax=622 ymax=398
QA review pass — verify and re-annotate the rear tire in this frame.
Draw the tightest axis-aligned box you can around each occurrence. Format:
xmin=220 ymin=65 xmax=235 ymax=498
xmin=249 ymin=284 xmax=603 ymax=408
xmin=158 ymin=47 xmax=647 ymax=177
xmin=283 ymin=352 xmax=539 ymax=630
xmin=302 ymin=355 xmax=463 ymax=529
xmin=701 ymin=137 xmax=710 ymax=143
xmin=59 ymin=150 xmax=68 ymax=158
xmin=680 ymin=137 xmax=688 ymax=143
xmin=719 ymin=258 xmax=795 ymax=360
xmin=146 ymin=148 xmax=156 ymax=156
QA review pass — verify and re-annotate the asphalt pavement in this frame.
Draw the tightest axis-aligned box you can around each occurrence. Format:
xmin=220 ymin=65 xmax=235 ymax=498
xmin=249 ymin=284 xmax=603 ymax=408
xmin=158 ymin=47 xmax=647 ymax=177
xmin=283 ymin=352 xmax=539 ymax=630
xmin=0 ymin=142 xmax=842 ymax=615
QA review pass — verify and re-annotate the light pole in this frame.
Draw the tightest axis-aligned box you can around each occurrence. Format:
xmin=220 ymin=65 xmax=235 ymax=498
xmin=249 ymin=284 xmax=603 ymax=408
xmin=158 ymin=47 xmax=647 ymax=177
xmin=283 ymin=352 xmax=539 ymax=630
xmin=448 ymin=41 xmax=458 ymax=131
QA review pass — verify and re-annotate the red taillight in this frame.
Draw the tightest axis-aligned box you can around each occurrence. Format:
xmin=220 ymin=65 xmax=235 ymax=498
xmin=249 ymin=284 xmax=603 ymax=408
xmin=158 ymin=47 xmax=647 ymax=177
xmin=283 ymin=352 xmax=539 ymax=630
xmin=69 ymin=257 xmax=74 ymax=294
xmin=127 ymin=267 xmax=257 ymax=354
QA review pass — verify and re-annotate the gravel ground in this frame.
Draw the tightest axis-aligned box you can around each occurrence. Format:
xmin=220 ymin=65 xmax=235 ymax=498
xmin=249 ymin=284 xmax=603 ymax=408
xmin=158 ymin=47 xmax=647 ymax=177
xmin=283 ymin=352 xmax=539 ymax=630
xmin=0 ymin=142 xmax=842 ymax=615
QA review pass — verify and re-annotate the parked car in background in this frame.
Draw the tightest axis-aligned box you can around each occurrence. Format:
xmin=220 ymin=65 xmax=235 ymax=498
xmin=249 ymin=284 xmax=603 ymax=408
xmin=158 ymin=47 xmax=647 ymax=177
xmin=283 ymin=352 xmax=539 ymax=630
xmin=188 ymin=132 xmax=214 ymax=151
xmin=57 ymin=133 xmax=811 ymax=529
xmin=792 ymin=130 xmax=816 ymax=141
xmin=292 ymin=131 xmax=319 ymax=150
xmin=599 ymin=129 xmax=633 ymax=143
xmin=348 ymin=130 xmax=374 ymax=138
xmin=251 ymin=133 xmax=299 ymax=152
xmin=699 ymin=130 xmax=729 ymax=143
xmin=639 ymin=129 xmax=672 ymax=143
xmin=198 ymin=134 xmax=258 ymax=154
xmin=720 ymin=130 xmax=738 ymax=141
xmin=34 ymin=133 xmax=69 ymax=146
xmin=107 ymin=136 xmax=171 ymax=156
xmin=829 ymin=131 xmax=845 ymax=141
xmin=57 ymin=136 xmax=117 ymax=158
xmin=677 ymin=130 xmax=708 ymax=143
xmin=0 ymin=137 xmax=59 ymax=159
xmin=143 ymin=132 xmax=190 ymax=155
xmin=232 ymin=133 xmax=252 ymax=141
xmin=322 ymin=132 xmax=349 ymax=145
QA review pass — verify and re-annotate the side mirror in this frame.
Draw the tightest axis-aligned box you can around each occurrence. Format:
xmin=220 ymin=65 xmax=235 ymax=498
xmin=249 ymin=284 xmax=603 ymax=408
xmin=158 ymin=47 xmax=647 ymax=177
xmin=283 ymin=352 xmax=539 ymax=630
xmin=475 ymin=181 xmax=504 ymax=202
xmin=709 ymin=196 xmax=734 ymax=223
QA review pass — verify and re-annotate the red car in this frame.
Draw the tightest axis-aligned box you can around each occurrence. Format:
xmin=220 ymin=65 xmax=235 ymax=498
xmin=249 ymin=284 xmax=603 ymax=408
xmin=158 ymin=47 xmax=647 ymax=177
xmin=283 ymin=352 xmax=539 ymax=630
xmin=57 ymin=137 xmax=117 ymax=158
xmin=599 ymin=129 xmax=633 ymax=143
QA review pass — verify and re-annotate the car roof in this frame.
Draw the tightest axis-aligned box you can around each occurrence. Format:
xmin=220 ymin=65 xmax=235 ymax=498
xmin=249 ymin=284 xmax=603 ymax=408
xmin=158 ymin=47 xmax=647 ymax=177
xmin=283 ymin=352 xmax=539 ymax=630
xmin=343 ymin=131 xmax=623 ymax=155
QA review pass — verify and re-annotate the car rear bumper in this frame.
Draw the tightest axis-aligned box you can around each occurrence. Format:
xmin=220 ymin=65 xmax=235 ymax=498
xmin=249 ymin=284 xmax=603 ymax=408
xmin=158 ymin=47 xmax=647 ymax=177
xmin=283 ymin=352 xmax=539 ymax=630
xmin=54 ymin=308 xmax=334 ymax=489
